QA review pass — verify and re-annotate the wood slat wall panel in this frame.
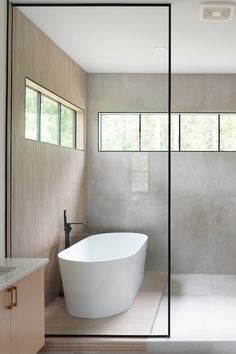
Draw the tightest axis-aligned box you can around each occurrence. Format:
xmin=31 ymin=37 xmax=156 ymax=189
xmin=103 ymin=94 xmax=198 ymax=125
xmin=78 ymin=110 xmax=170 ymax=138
xmin=11 ymin=8 xmax=87 ymax=304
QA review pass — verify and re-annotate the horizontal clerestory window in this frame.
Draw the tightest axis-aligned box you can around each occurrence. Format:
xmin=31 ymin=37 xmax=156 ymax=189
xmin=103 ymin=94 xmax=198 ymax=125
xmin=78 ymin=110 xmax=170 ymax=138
xmin=25 ymin=78 xmax=84 ymax=150
xmin=98 ymin=112 xmax=236 ymax=152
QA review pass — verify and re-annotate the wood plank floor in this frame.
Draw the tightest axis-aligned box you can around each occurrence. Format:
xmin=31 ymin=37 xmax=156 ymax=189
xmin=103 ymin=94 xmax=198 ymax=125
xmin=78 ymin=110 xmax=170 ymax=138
xmin=45 ymin=271 xmax=167 ymax=336
xmin=41 ymin=337 xmax=147 ymax=353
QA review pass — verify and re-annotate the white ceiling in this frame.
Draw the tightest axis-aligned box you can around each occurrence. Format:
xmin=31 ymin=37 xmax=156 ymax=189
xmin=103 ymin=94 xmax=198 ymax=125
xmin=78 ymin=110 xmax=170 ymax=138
xmin=17 ymin=0 xmax=236 ymax=73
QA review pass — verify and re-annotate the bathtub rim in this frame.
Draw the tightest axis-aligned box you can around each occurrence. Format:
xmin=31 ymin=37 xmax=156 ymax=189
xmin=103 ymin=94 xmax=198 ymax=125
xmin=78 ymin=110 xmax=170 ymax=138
xmin=58 ymin=232 xmax=148 ymax=264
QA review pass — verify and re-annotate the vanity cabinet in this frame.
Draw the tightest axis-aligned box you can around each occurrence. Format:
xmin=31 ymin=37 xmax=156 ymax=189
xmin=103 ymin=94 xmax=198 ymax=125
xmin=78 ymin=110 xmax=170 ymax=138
xmin=0 ymin=268 xmax=45 ymax=354
xmin=0 ymin=289 xmax=11 ymax=353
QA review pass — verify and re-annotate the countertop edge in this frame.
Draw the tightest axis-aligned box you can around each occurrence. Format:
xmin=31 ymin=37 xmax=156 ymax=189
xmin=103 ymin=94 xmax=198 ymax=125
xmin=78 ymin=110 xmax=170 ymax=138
xmin=0 ymin=258 xmax=49 ymax=291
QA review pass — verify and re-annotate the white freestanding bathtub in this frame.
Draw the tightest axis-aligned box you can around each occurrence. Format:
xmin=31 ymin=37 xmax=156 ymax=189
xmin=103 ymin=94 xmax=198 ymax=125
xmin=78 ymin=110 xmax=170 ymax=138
xmin=58 ymin=232 xmax=148 ymax=318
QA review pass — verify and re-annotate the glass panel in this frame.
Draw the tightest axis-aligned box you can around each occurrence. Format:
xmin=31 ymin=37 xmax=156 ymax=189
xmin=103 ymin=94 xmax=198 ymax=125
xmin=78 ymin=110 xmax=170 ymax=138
xmin=181 ymin=114 xmax=218 ymax=151
xmin=100 ymin=114 xmax=139 ymax=151
xmin=36 ymin=5 xmax=170 ymax=338
xmin=40 ymin=95 xmax=59 ymax=145
xmin=61 ymin=105 xmax=75 ymax=148
xmin=141 ymin=114 xmax=179 ymax=151
xmin=220 ymin=114 xmax=236 ymax=151
xmin=25 ymin=87 xmax=38 ymax=140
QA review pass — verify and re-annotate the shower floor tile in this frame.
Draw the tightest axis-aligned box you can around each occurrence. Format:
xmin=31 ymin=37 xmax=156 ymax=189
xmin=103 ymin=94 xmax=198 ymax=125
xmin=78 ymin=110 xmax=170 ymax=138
xmin=45 ymin=271 xmax=167 ymax=336
xmin=170 ymin=294 xmax=236 ymax=340
xmin=152 ymin=274 xmax=236 ymax=340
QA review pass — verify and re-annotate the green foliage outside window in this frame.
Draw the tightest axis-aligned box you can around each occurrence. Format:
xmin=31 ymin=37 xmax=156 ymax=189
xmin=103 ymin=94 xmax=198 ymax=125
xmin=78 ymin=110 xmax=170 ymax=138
xmin=181 ymin=114 xmax=218 ymax=151
xmin=61 ymin=105 xmax=75 ymax=148
xmin=220 ymin=114 xmax=236 ymax=151
xmin=101 ymin=114 xmax=139 ymax=151
xmin=141 ymin=114 xmax=179 ymax=151
xmin=25 ymin=87 xmax=38 ymax=140
xmin=41 ymin=96 xmax=59 ymax=145
xmin=99 ymin=112 xmax=236 ymax=152
xmin=25 ymin=86 xmax=77 ymax=149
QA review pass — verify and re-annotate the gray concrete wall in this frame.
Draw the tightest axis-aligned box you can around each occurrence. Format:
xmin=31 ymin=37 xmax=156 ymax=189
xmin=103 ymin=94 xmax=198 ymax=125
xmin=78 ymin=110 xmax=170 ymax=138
xmin=87 ymin=74 xmax=236 ymax=274
xmin=0 ymin=0 xmax=7 ymax=258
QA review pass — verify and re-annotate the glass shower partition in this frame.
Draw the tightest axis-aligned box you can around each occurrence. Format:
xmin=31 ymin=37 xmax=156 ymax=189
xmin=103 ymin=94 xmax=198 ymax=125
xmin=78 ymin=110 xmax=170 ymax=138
xmin=15 ymin=3 xmax=171 ymax=339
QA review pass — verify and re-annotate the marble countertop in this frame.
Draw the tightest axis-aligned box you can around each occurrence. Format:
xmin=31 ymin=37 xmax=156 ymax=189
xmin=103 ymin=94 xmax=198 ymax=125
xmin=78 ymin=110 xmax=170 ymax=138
xmin=0 ymin=258 xmax=49 ymax=291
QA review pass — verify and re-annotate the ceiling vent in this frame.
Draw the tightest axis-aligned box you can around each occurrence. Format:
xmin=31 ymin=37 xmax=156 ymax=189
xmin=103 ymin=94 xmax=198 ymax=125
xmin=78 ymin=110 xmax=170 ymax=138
xmin=200 ymin=2 xmax=235 ymax=21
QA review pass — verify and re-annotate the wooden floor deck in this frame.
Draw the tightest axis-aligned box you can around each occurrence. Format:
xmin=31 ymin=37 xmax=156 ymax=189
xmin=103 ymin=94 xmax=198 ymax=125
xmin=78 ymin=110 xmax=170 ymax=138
xmin=45 ymin=271 xmax=167 ymax=336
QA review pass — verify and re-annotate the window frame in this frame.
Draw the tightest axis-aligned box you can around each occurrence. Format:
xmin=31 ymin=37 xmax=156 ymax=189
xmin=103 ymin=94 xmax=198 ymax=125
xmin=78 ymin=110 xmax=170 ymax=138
xmin=98 ymin=112 xmax=236 ymax=152
xmin=24 ymin=78 xmax=85 ymax=151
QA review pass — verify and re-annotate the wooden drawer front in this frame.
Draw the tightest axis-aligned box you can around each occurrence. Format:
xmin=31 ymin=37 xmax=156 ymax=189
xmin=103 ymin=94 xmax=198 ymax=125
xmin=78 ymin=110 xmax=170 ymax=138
xmin=11 ymin=268 xmax=45 ymax=354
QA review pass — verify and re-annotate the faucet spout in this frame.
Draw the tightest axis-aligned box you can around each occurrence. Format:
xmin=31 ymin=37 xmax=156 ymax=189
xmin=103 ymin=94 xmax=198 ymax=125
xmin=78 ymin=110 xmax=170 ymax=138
xmin=63 ymin=210 xmax=87 ymax=249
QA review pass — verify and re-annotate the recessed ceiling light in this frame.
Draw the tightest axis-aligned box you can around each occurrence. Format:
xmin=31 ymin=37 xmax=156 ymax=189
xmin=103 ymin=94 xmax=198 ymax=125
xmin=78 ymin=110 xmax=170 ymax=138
xmin=200 ymin=2 xmax=235 ymax=22
xmin=154 ymin=46 xmax=167 ymax=52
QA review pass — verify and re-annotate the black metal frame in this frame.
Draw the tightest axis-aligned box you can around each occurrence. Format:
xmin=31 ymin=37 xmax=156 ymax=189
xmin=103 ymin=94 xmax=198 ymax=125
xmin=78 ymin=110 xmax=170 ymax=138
xmin=5 ymin=0 xmax=9 ymax=258
xmin=6 ymin=0 xmax=13 ymax=258
xmin=7 ymin=1 xmax=172 ymax=339
xmin=98 ymin=111 xmax=236 ymax=152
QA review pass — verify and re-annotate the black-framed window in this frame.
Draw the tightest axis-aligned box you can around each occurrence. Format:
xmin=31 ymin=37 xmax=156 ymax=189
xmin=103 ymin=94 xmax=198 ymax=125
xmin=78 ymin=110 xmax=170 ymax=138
xmin=25 ymin=80 xmax=84 ymax=150
xmin=99 ymin=112 xmax=236 ymax=152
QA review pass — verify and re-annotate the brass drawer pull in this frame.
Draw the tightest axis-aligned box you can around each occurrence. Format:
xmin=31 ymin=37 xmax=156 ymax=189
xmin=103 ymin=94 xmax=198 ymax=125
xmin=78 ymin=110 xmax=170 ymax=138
xmin=12 ymin=286 xmax=17 ymax=307
xmin=7 ymin=287 xmax=13 ymax=309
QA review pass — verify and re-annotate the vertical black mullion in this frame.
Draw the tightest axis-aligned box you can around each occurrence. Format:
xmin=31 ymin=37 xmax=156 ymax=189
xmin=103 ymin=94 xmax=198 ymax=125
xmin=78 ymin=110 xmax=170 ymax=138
xmin=6 ymin=0 xmax=12 ymax=257
xmin=167 ymin=4 xmax=171 ymax=338
xmin=218 ymin=114 xmax=220 ymax=151
xmin=139 ymin=113 xmax=141 ymax=151
xmin=58 ymin=104 xmax=61 ymax=146
xmin=179 ymin=114 xmax=181 ymax=151
xmin=37 ymin=92 xmax=41 ymax=141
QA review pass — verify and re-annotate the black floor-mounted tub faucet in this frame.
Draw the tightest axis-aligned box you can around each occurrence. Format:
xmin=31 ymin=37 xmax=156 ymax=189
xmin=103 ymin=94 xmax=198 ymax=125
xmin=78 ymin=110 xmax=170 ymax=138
xmin=63 ymin=210 xmax=87 ymax=249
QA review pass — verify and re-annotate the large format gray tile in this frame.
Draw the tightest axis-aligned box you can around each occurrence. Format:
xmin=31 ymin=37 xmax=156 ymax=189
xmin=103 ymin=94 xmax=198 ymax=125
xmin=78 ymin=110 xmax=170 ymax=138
xmin=88 ymin=73 xmax=168 ymax=112
xmin=207 ymin=153 xmax=236 ymax=198
xmin=131 ymin=171 xmax=148 ymax=192
xmin=127 ymin=198 xmax=168 ymax=271
xmin=210 ymin=275 xmax=236 ymax=295
xmin=171 ymin=274 xmax=211 ymax=296
xmin=172 ymin=153 xmax=210 ymax=198
xmin=172 ymin=74 xmax=209 ymax=112
xmin=209 ymin=197 xmax=236 ymax=273
xmin=87 ymin=197 xmax=130 ymax=231
xmin=148 ymin=153 xmax=168 ymax=200
xmin=132 ymin=152 xmax=148 ymax=172
xmin=172 ymin=197 xmax=210 ymax=273
xmin=87 ymin=152 xmax=131 ymax=198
